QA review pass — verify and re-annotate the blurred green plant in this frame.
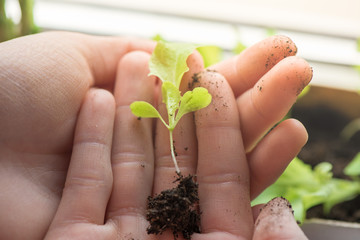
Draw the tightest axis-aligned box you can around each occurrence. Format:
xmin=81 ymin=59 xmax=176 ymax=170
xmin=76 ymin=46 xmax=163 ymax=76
xmin=252 ymin=156 xmax=360 ymax=223
xmin=0 ymin=0 xmax=39 ymax=42
xmin=266 ymin=27 xmax=277 ymax=37
xmin=233 ymin=41 xmax=246 ymax=55
xmin=197 ymin=45 xmax=223 ymax=68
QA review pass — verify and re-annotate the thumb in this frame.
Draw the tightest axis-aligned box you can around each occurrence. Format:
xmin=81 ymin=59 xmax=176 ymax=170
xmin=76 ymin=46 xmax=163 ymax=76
xmin=253 ymin=197 xmax=308 ymax=240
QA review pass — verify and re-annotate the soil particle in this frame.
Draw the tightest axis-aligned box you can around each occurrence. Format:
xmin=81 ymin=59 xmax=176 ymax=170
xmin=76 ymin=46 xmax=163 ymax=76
xmin=146 ymin=173 xmax=200 ymax=239
xmin=189 ymin=72 xmax=200 ymax=89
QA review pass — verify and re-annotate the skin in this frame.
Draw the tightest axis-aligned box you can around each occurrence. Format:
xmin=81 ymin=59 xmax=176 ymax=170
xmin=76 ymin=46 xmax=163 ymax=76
xmin=0 ymin=32 xmax=312 ymax=239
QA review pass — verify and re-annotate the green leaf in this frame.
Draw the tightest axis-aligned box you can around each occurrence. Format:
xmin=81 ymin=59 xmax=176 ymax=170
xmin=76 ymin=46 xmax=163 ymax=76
xmin=252 ymin=158 xmax=335 ymax=223
xmin=175 ymin=87 xmax=212 ymax=122
xmin=197 ymin=45 xmax=223 ymax=68
xmin=130 ymin=101 xmax=161 ymax=119
xmin=149 ymin=41 xmax=198 ymax=88
xmin=266 ymin=28 xmax=277 ymax=37
xmin=152 ymin=34 xmax=166 ymax=42
xmin=323 ymin=179 xmax=360 ymax=214
xmin=251 ymin=184 xmax=285 ymax=206
xmin=314 ymin=162 xmax=333 ymax=183
xmin=162 ymin=81 xmax=181 ymax=129
xmin=298 ymin=85 xmax=311 ymax=99
xmin=344 ymin=152 xmax=360 ymax=177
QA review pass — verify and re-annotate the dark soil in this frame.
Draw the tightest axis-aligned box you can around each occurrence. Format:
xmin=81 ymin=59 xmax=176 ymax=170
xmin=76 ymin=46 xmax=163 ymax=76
xmin=292 ymin=103 xmax=360 ymax=222
xmin=146 ymin=173 xmax=200 ymax=239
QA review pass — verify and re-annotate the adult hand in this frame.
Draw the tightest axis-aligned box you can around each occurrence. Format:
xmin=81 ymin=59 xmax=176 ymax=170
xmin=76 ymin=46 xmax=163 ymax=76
xmin=210 ymin=35 xmax=313 ymax=199
xmin=0 ymin=32 xmax=155 ymax=239
xmin=0 ymin=32 xmax=311 ymax=239
xmin=44 ymin=50 xmax=308 ymax=239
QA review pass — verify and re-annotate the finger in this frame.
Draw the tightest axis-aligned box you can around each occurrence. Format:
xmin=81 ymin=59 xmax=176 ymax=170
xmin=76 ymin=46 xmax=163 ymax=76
xmin=253 ymin=197 xmax=308 ymax=240
xmin=210 ymin=35 xmax=297 ymax=97
xmin=237 ymin=56 xmax=312 ymax=151
xmin=85 ymin=35 xmax=156 ymax=88
xmin=153 ymin=51 xmax=204 ymax=193
xmin=195 ymin=71 xmax=253 ymax=238
xmin=21 ymin=31 xmax=156 ymax=89
xmin=106 ymin=51 xmax=156 ymax=238
xmin=248 ymin=119 xmax=308 ymax=200
xmin=49 ymin=89 xmax=115 ymax=227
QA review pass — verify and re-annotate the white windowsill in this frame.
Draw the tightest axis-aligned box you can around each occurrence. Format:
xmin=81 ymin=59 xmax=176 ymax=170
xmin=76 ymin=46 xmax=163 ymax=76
xmin=8 ymin=0 xmax=360 ymax=91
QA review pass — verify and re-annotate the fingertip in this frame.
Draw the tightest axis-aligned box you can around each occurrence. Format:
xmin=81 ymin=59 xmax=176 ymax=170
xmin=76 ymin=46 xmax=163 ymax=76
xmin=280 ymin=56 xmax=313 ymax=96
xmin=194 ymin=70 xmax=237 ymax=128
xmin=87 ymin=88 xmax=116 ymax=108
xmin=282 ymin=118 xmax=308 ymax=147
xmin=86 ymin=35 xmax=155 ymax=87
xmin=267 ymin=35 xmax=298 ymax=57
xmin=211 ymin=35 xmax=299 ymax=96
xmin=253 ymin=197 xmax=308 ymax=240
xmin=255 ymin=56 xmax=312 ymax=99
xmin=115 ymin=51 xmax=156 ymax=105
xmin=117 ymin=50 xmax=151 ymax=70
xmin=80 ymin=89 xmax=116 ymax=135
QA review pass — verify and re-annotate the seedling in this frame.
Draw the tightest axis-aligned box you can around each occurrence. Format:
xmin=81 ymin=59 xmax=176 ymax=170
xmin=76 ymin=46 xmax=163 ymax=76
xmin=253 ymin=156 xmax=360 ymax=223
xmin=130 ymin=41 xmax=212 ymax=174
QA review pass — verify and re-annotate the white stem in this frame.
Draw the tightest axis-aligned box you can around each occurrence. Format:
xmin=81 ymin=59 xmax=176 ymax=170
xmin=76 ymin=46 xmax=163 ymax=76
xmin=169 ymin=130 xmax=180 ymax=174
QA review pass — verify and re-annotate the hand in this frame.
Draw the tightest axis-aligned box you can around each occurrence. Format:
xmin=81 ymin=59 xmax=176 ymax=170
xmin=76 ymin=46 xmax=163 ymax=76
xmin=211 ymin=35 xmax=313 ymax=199
xmin=0 ymin=32 xmax=155 ymax=239
xmin=0 ymin=32 xmax=311 ymax=239
xmin=44 ymin=48 xmax=309 ymax=239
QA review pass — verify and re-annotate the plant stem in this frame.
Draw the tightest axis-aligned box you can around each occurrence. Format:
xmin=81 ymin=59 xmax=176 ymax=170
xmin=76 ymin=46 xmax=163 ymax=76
xmin=169 ymin=130 xmax=180 ymax=174
xmin=0 ymin=0 xmax=13 ymax=42
xmin=19 ymin=0 xmax=36 ymax=36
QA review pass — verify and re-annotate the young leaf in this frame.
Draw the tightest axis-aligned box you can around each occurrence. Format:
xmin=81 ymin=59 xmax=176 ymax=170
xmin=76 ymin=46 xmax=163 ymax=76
xmin=252 ymin=157 xmax=360 ymax=223
xmin=130 ymin=101 xmax=162 ymax=119
xmin=197 ymin=45 xmax=223 ymax=68
xmin=176 ymin=87 xmax=212 ymax=122
xmin=252 ymin=158 xmax=334 ymax=223
xmin=149 ymin=41 xmax=198 ymax=88
xmin=344 ymin=152 xmax=360 ymax=177
xmin=323 ymin=179 xmax=360 ymax=214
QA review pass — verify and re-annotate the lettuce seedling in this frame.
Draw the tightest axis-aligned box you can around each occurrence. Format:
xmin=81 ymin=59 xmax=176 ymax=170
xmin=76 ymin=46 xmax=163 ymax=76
xmin=130 ymin=41 xmax=212 ymax=174
xmin=253 ymin=157 xmax=360 ymax=223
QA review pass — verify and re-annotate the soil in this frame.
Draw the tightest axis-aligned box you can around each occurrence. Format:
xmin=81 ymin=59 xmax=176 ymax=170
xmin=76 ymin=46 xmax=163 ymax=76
xmin=291 ymin=103 xmax=360 ymax=223
xmin=146 ymin=173 xmax=200 ymax=239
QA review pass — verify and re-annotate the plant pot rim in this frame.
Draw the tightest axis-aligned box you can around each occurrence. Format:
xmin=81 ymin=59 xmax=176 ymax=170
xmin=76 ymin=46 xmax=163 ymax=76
xmin=301 ymin=218 xmax=360 ymax=239
xmin=304 ymin=218 xmax=360 ymax=228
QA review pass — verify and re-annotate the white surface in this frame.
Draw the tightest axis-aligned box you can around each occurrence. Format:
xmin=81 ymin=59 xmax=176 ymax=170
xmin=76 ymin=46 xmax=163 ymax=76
xmin=57 ymin=0 xmax=360 ymax=39
xmin=302 ymin=218 xmax=360 ymax=240
xmin=8 ymin=0 xmax=360 ymax=91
